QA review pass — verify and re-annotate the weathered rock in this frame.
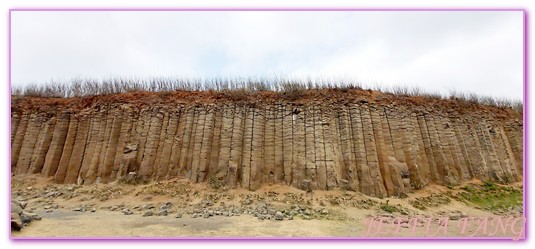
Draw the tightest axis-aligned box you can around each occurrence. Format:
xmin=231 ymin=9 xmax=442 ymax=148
xmin=160 ymin=203 xmax=172 ymax=210
xmin=274 ymin=211 xmax=284 ymax=221
xmin=22 ymin=211 xmax=42 ymax=221
xmin=20 ymin=213 xmax=33 ymax=224
xmin=11 ymin=201 xmax=23 ymax=215
xmin=142 ymin=204 xmax=154 ymax=210
xmin=143 ymin=211 xmax=154 ymax=217
xmin=11 ymin=213 xmax=22 ymax=231
xmin=449 ymin=213 xmax=461 ymax=220
xmin=11 ymin=98 xmax=523 ymax=197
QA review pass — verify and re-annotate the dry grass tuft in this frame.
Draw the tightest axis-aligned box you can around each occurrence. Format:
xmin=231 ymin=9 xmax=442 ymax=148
xmin=11 ymin=77 xmax=523 ymax=113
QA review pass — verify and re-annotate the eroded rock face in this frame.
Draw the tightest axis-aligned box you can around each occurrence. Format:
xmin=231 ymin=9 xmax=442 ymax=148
xmin=11 ymin=97 xmax=523 ymax=197
xmin=11 ymin=200 xmax=41 ymax=231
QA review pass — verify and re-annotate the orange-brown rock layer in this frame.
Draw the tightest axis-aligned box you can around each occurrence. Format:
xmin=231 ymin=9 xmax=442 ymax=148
xmin=11 ymin=90 xmax=523 ymax=197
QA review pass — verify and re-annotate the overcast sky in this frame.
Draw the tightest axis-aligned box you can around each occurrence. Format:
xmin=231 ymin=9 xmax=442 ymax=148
xmin=11 ymin=11 xmax=524 ymax=99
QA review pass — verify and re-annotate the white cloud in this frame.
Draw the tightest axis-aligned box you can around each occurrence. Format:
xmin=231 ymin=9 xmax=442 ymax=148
xmin=11 ymin=11 xmax=523 ymax=99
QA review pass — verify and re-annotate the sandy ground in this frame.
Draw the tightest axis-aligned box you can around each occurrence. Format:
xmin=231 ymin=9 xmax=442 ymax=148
xmin=13 ymin=210 xmax=359 ymax=237
xmin=11 ymin=176 xmax=524 ymax=239
xmin=11 ymin=210 xmax=525 ymax=238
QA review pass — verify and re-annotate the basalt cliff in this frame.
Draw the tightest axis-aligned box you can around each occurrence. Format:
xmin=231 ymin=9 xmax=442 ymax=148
xmin=11 ymin=89 xmax=523 ymax=197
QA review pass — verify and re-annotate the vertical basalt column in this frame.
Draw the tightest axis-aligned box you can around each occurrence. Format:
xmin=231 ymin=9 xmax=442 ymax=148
xmin=28 ymin=115 xmax=55 ymax=174
xmin=263 ymin=106 xmax=276 ymax=184
xmin=117 ymin=109 xmax=141 ymax=178
xmin=496 ymin=125 xmax=520 ymax=181
xmin=304 ymin=106 xmax=317 ymax=189
xmin=185 ymin=107 xmax=201 ymax=176
xmin=228 ymin=105 xmax=244 ymax=187
xmin=434 ymin=116 xmax=461 ymax=184
xmin=482 ymin=121 xmax=511 ymax=182
xmin=380 ymin=108 xmax=406 ymax=193
xmin=63 ymin=115 xmax=90 ymax=184
xmin=197 ymin=107 xmax=215 ymax=183
xmin=11 ymin=112 xmax=21 ymax=145
xmin=135 ymin=110 xmax=152 ymax=173
xmin=139 ymin=110 xmax=165 ymax=180
xmin=476 ymin=121 xmax=503 ymax=181
xmin=156 ymin=109 xmax=180 ymax=179
xmin=398 ymin=112 xmax=424 ymax=189
xmin=488 ymin=123 xmax=516 ymax=182
xmin=385 ymin=109 xmax=407 ymax=162
xmin=370 ymin=106 xmax=397 ymax=196
xmin=250 ymin=107 xmax=265 ymax=190
xmin=99 ymin=111 xmax=124 ymax=183
xmin=11 ymin=112 xmax=29 ymax=170
xmin=289 ymin=106 xmax=305 ymax=189
xmin=76 ymin=113 xmax=99 ymax=184
xmin=434 ymin=116 xmax=467 ymax=184
xmin=423 ymin=114 xmax=451 ymax=184
xmin=152 ymin=110 xmax=170 ymax=180
xmin=168 ymin=106 xmax=187 ymax=178
xmin=503 ymin=122 xmax=523 ymax=175
xmin=416 ymin=113 xmax=440 ymax=183
xmin=94 ymin=110 xmax=115 ymax=183
xmin=445 ymin=120 xmax=470 ymax=181
xmin=333 ymin=109 xmax=347 ymax=187
xmin=313 ymin=105 xmax=327 ymax=189
xmin=359 ymin=104 xmax=387 ymax=197
xmin=241 ymin=106 xmax=254 ymax=188
xmin=408 ymin=112 xmax=431 ymax=186
xmin=111 ymin=108 xmax=136 ymax=181
xmin=180 ymin=108 xmax=197 ymax=177
xmin=282 ymin=104 xmax=294 ymax=185
xmin=388 ymin=110 xmax=418 ymax=190
xmin=207 ymin=106 xmax=223 ymax=180
xmin=15 ymin=113 xmax=43 ymax=174
xmin=41 ymin=113 xmax=70 ymax=177
xmin=215 ymin=105 xmax=233 ymax=180
xmin=53 ymin=114 xmax=79 ymax=183
xmin=452 ymin=121 xmax=475 ymax=180
xmin=350 ymin=104 xmax=371 ymax=195
xmin=337 ymin=106 xmax=359 ymax=191
xmin=323 ymin=109 xmax=340 ymax=190
xmin=466 ymin=122 xmax=490 ymax=180
xmin=84 ymin=110 xmax=109 ymax=184
xmin=190 ymin=107 xmax=206 ymax=182
xmin=273 ymin=104 xmax=284 ymax=183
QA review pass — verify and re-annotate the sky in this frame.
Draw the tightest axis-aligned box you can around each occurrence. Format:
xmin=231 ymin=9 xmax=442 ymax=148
xmin=11 ymin=11 xmax=524 ymax=100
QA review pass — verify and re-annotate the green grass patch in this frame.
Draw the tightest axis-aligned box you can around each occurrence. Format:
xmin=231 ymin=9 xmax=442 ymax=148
xmin=455 ymin=183 xmax=522 ymax=214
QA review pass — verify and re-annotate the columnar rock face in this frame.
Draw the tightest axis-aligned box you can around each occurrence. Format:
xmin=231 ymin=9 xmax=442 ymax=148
xmin=11 ymin=92 xmax=523 ymax=197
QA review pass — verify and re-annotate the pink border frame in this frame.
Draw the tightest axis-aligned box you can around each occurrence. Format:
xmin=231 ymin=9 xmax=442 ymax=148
xmin=7 ymin=8 xmax=528 ymax=242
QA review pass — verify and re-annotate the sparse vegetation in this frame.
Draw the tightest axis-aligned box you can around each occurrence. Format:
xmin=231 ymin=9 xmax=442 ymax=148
xmin=380 ymin=203 xmax=398 ymax=213
xmin=454 ymin=182 xmax=523 ymax=214
xmin=11 ymin=77 xmax=522 ymax=113
xmin=117 ymin=173 xmax=148 ymax=185
xmin=208 ymin=176 xmax=226 ymax=190
xmin=409 ymin=194 xmax=452 ymax=210
xmin=379 ymin=201 xmax=409 ymax=214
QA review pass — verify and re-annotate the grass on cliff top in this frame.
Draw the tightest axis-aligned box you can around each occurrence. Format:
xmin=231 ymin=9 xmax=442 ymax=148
xmin=454 ymin=181 xmax=523 ymax=214
xmin=11 ymin=77 xmax=522 ymax=112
